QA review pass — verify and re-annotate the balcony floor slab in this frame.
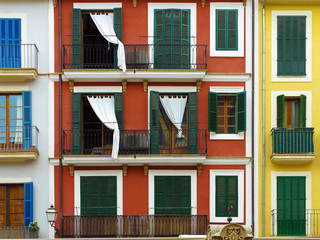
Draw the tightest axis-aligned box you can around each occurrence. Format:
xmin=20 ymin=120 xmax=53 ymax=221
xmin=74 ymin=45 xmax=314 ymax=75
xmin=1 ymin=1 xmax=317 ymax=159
xmin=0 ymin=69 xmax=38 ymax=81
xmin=0 ymin=151 xmax=39 ymax=162
xmin=271 ymin=154 xmax=315 ymax=164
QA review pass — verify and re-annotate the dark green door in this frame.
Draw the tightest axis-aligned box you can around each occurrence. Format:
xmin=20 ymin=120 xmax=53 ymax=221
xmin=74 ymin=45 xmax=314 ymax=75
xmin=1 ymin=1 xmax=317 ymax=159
xmin=155 ymin=176 xmax=191 ymax=215
xmin=277 ymin=176 xmax=306 ymax=236
xmin=154 ymin=9 xmax=190 ymax=69
xmin=80 ymin=176 xmax=117 ymax=215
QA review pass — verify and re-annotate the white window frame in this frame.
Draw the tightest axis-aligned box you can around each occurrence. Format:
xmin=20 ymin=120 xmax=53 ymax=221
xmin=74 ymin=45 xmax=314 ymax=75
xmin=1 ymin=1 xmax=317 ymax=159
xmin=271 ymin=171 xmax=311 ymax=236
xmin=271 ymin=11 xmax=312 ymax=82
xmin=210 ymin=3 xmax=244 ymax=57
xmin=271 ymin=91 xmax=311 ymax=128
xmin=73 ymin=3 xmax=122 ymax=9
xmin=209 ymin=170 xmax=244 ymax=223
xmin=74 ymin=170 xmax=123 ymax=215
xmin=148 ymin=170 xmax=197 ymax=215
xmin=209 ymin=86 xmax=245 ymax=140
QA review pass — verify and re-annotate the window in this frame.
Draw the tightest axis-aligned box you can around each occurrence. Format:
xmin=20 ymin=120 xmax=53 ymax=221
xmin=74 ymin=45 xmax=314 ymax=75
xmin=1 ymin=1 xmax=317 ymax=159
xmin=208 ymin=91 xmax=246 ymax=134
xmin=277 ymin=16 xmax=306 ymax=76
xmin=0 ymin=182 xmax=33 ymax=227
xmin=0 ymin=92 xmax=32 ymax=150
xmin=277 ymin=94 xmax=306 ymax=128
xmin=210 ymin=3 xmax=244 ymax=57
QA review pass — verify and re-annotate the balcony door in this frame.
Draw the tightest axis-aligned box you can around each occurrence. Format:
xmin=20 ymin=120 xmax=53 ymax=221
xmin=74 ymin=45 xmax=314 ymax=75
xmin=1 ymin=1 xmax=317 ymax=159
xmin=154 ymin=9 xmax=190 ymax=69
xmin=277 ymin=176 xmax=306 ymax=236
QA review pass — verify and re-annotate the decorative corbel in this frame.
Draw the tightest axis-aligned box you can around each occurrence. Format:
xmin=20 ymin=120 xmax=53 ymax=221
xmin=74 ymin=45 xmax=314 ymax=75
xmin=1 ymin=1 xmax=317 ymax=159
xmin=197 ymin=164 xmax=202 ymax=176
xmin=53 ymin=0 xmax=57 ymax=7
xmin=122 ymin=80 xmax=127 ymax=93
xmin=123 ymin=164 xmax=128 ymax=176
xmin=196 ymin=79 xmax=202 ymax=93
xmin=69 ymin=80 xmax=74 ymax=93
xmin=243 ymin=0 xmax=247 ymax=7
xmin=144 ymin=164 xmax=148 ymax=176
xmin=201 ymin=0 xmax=206 ymax=8
xmin=143 ymin=79 xmax=148 ymax=93
xmin=69 ymin=165 xmax=74 ymax=177
xmin=133 ymin=0 xmax=137 ymax=7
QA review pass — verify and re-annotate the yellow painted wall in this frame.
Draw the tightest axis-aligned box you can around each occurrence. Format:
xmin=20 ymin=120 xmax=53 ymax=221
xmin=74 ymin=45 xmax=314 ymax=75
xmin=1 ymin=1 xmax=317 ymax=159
xmin=259 ymin=3 xmax=320 ymax=237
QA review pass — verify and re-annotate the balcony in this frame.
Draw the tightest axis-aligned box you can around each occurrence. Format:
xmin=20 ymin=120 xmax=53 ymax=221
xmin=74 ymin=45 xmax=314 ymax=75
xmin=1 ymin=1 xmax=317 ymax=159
xmin=272 ymin=209 xmax=320 ymax=237
xmin=62 ymin=129 xmax=207 ymax=157
xmin=61 ymin=215 xmax=207 ymax=238
xmin=62 ymin=44 xmax=207 ymax=82
xmin=271 ymin=128 xmax=315 ymax=164
xmin=0 ymin=44 xmax=39 ymax=81
xmin=0 ymin=126 xmax=39 ymax=162
xmin=0 ymin=226 xmax=38 ymax=239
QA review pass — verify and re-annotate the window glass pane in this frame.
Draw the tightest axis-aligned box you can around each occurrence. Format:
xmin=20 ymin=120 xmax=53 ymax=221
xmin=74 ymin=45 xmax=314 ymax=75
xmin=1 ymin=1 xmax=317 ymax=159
xmin=9 ymin=95 xmax=22 ymax=107
xmin=0 ymin=108 xmax=5 ymax=120
xmin=9 ymin=107 xmax=22 ymax=120
xmin=173 ymin=10 xmax=180 ymax=24
xmin=0 ymin=96 xmax=5 ymax=107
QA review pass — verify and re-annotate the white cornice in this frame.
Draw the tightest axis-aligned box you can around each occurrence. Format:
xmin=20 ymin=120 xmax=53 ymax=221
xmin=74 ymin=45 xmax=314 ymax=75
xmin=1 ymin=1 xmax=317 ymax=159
xmin=203 ymin=74 xmax=251 ymax=82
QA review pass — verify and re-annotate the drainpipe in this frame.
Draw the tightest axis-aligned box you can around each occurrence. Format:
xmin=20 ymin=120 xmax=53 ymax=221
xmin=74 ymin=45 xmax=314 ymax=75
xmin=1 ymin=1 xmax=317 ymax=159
xmin=251 ymin=0 xmax=255 ymax=235
xmin=58 ymin=0 xmax=63 ymax=237
xmin=262 ymin=0 xmax=267 ymax=237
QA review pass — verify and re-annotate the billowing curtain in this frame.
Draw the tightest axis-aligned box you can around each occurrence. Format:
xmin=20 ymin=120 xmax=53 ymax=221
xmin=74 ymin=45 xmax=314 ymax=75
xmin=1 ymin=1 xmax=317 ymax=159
xmin=159 ymin=96 xmax=187 ymax=138
xmin=87 ymin=96 xmax=119 ymax=158
xmin=90 ymin=13 xmax=126 ymax=72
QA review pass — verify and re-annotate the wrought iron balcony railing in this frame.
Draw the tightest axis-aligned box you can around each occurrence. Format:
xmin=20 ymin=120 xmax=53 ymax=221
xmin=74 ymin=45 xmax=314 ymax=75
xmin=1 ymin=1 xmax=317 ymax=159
xmin=0 ymin=226 xmax=38 ymax=239
xmin=272 ymin=209 xmax=320 ymax=236
xmin=62 ymin=129 xmax=207 ymax=155
xmin=0 ymin=126 xmax=39 ymax=151
xmin=0 ymin=44 xmax=39 ymax=69
xmin=61 ymin=215 xmax=207 ymax=238
xmin=63 ymin=44 xmax=207 ymax=70
xmin=271 ymin=128 xmax=314 ymax=154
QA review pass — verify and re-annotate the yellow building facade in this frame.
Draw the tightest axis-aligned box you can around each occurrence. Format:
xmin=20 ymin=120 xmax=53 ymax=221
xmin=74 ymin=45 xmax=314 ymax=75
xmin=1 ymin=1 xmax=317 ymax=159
xmin=259 ymin=0 xmax=320 ymax=237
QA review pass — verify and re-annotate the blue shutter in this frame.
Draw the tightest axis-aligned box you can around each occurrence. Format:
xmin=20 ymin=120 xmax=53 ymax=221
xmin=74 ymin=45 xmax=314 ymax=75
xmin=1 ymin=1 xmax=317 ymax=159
xmin=24 ymin=182 xmax=33 ymax=226
xmin=0 ymin=18 xmax=21 ymax=68
xmin=22 ymin=91 xmax=32 ymax=150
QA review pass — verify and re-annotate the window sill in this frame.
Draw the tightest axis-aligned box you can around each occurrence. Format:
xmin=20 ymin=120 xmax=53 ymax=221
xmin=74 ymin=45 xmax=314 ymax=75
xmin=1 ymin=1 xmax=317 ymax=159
xmin=210 ymin=132 xmax=244 ymax=140
xmin=211 ymin=216 xmax=243 ymax=223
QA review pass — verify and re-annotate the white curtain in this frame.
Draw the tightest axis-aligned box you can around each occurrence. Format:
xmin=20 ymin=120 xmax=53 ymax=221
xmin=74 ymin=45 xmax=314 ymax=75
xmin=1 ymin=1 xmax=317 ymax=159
xmin=87 ymin=96 xmax=119 ymax=158
xmin=160 ymin=96 xmax=187 ymax=138
xmin=90 ymin=13 xmax=126 ymax=72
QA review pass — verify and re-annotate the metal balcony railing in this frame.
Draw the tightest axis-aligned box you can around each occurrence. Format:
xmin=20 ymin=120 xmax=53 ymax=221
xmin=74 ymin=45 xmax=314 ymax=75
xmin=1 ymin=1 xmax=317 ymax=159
xmin=62 ymin=129 xmax=207 ymax=155
xmin=0 ymin=126 xmax=39 ymax=151
xmin=63 ymin=44 xmax=207 ymax=70
xmin=61 ymin=214 xmax=207 ymax=238
xmin=0 ymin=226 xmax=38 ymax=239
xmin=272 ymin=209 xmax=320 ymax=236
xmin=271 ymin=128 xmax=314 ymax=154
xmin=0 ymin=44 xmax=39 ymax=69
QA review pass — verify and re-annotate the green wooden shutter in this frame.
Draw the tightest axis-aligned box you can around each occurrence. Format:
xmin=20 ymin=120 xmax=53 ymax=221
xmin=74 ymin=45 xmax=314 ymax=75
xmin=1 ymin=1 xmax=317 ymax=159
xmin=277 ymin=95 xmax=285 ymax=128
xmin=72 ymin=93 xmax=81 ymax=154
xmin=72 ymin=9 xmax=82 ymax=69
xmin=216 ymin=176 xmax=238 ymax=217
xmin=277 ymin=177 xmax=306 ymax=236
xmin=150 ymin=91 xmax=159 ymax=154
xmin=114 ymin=93 xmax=123 ymax=130
xmin=81 ymin=176 xmax=117 ymax=216
xmin=216 ymin=10 xmax=238 ymax=50
xmin=188 ymin=92 xmax=197 ymax=154
xmin=237 ymin=91 xmax=246 ymax=132
xmin=113 ymin=8 xmax=123 ymax=42
xmin=300 ymin=94 xmax=306 ymax=128
xmin=208 ymin=92 xmax=218 ymax=132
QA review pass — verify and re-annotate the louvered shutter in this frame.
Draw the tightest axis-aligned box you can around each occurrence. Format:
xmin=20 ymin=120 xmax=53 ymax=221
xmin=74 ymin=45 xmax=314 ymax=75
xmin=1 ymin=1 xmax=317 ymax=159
xmin=208 ymin=92 xmax=218 ymax=132
xmin=22 ymin=91 xmax=32 ymax=150
xmin=216 ymin=176 xmax=238 ymax=217
xmin=72 ymin=93 xmax=81 ymax=154
xmin=72 ymin=9 xmax=82 ymax=69
xmin=188 ymin=92 xmax=197 ymax=154
xmin=277 ymin=95 xmax=285 ymax=128
xmin=227 ymin=10 xmax=238 ymax=50
xmin=236 ymin=91 xmax=246 ymax=132
xmin=24 ymin=182 xmax=33 ymax=226
xmin=300 ymin=94 xmax=306 ymax=128
xmin=150 ymin=91 xmax=159 ymax=154
xmin=114 ymin=93 xmax=123 ymax=130
xmin=216 ymin=10 xmax=238 ymax=50
xmin=113 ymin=8 xmax=123 ymax=42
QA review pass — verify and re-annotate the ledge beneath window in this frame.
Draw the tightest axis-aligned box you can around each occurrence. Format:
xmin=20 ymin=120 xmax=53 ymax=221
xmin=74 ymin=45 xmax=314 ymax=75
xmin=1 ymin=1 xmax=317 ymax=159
xmin=0 ymin=69 xmax=38 ymax=81
xmin=271 ymin=154 xmax=315 ymax=164
xmin=0 ymin=151 xmax=39 ymax=162
xmin=210 ymin=132 xmax=244 ymax=140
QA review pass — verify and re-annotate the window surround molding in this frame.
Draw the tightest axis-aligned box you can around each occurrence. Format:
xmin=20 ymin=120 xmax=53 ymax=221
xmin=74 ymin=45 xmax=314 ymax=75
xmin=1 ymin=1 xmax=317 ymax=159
xmin=0 ymin=13 xmax=27 ymax=43
xmin=271 ymin=91 xmax=311 ymax=128
xmin=148 ymin=170 xmax=197 ymax=215
xmin=210 ymin=2 xmax=244 ymax=57
xmin=0 ymin=178 xmax=32 ymax=183
xmin=271 ymin=171 xmax=311 ymax=236
xmin=210 ymin=170 xmax=244 ymax=223
xmin=74 ymin=86 xmax=122 ymax=93
xmin=73 ymin=3 xmax=122 ymax=9
xmin=271 ymin=11 xmax=312 ymax=82
xmin=209 ymin=86 xmax=245 ymax=140
xmin=74 ymin=170 xmax=123 ymax=215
